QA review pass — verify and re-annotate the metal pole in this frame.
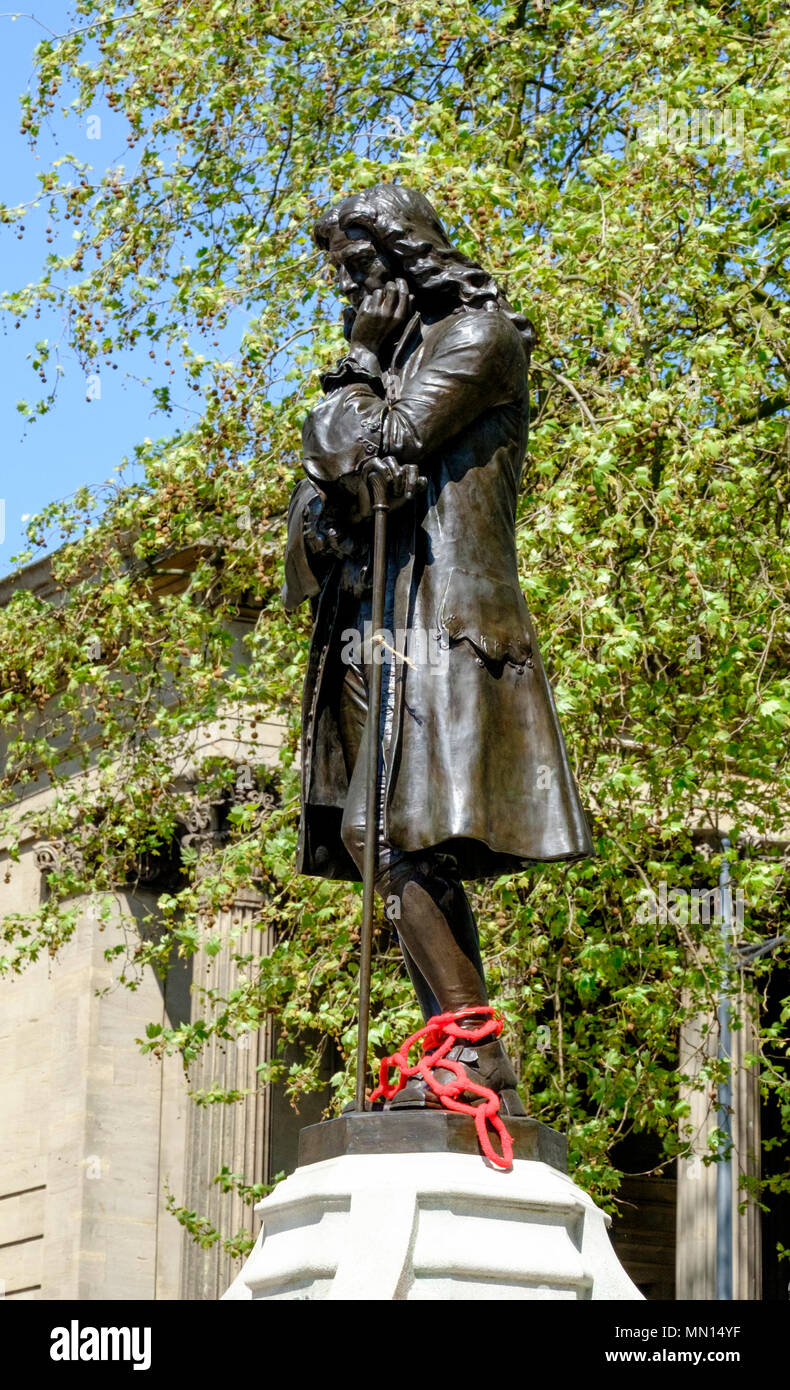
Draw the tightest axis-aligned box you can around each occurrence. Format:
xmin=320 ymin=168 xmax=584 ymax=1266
xmin=716 ymin=836 xmax=733 ymax=1301
xmin=354 ymin=468 xmax=389 ymax=1113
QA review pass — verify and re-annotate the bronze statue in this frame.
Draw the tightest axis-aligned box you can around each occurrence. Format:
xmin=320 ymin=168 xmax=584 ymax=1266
xmin=283 ymin=184 xmax=593 ymax=1115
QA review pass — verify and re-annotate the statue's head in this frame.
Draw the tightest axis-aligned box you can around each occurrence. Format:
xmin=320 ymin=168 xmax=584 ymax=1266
xmin=314 ymin=183 xmax=535 ymax=354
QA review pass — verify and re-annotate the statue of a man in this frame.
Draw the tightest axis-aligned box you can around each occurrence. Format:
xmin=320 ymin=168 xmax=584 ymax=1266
xmin=283 ymin=184 xmax=593 ymax=1113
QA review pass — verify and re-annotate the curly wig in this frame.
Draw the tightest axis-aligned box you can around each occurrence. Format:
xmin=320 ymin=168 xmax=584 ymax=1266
xmin=314 ymin=183 xmax=536 ymax=357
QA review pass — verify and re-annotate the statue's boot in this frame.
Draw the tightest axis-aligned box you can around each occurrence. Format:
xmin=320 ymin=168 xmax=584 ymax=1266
xmin=398 ymin=939 xmax=441 ymax=1023
xmin=388 ymin=1029 xmax=527 ymax=1117
xmin=385 ymin=876 xmax=526 ymax=1116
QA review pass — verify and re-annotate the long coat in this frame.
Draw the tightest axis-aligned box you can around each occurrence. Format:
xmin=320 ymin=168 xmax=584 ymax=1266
xmin=283 ymin=302 xmax=594 ymax=881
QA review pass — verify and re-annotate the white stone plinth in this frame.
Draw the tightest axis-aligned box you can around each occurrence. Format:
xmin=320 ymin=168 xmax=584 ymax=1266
xmin=223 ymin=1150 xmax=643 ymax=1301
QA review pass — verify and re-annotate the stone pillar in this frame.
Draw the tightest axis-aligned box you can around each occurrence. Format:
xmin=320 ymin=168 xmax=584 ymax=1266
xmin=178 ymin=789 xmax=276 ymax=1301
xmin=676 ymin=979 xmax=761 ymax=1300
xmin=731 ymin=981 xmax=761 ymax=1301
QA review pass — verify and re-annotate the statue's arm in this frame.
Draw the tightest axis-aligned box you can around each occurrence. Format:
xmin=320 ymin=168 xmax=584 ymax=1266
xmin=383 ymin=312 xmax=521 ymax=464
xmin=281 ymin=478 xmax=331 ymax=612
xmin=301 ymin=311 xmax=522 ymax=493
xmin=281 ymin=476 xmax=366 ymax=612
xmin=318 ymin=343 xmax=384 ymax=394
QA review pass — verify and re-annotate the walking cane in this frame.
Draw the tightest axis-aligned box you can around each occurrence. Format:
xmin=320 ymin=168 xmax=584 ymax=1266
xmin=354 ymin=461 xmax=391 ymax=1112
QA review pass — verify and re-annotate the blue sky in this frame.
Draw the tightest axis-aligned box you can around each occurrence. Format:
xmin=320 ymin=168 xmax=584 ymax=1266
xmin=0 ymin=4 xmax=246 ymax=577
xmin=1 ymin=6 xmax=140 ymax=573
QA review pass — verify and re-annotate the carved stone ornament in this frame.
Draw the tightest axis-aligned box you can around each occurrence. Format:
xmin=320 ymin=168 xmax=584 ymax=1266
xmin=34 ymin=837 xmax=86 ymax=879
xmin=179 ymin=765 xmax=278 ymax=867
xmin=180 ymin=800 xmax=224 ymax=855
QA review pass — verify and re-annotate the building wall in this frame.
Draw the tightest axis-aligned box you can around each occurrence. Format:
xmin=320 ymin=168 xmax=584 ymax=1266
xmin=0 ymin=847 xmax=188 ymax=1299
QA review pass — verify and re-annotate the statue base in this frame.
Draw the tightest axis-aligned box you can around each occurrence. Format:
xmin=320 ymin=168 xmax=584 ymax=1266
xmin=222 ymin=1112 xmax=642 ymax=1301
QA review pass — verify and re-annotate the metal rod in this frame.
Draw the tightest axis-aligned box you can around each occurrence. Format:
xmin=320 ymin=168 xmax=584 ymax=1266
xmin=354 ymin=470 xmax=389 ymax=1113
xmin=716 ymin=836 xmax=733 ymax=1301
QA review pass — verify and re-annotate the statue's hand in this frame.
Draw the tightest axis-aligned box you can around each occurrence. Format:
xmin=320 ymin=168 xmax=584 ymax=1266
xmin=348 ymin=278 xmax=410 ymax=356
xmin=351 ymin=455 xmax=426 ymax=521
xmin=303 ymin=493 xmax=357 ymax=559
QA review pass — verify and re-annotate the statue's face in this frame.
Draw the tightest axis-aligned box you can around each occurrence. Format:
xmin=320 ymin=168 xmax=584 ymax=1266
xmin=327 ymin=223 xmax=396 ymax=307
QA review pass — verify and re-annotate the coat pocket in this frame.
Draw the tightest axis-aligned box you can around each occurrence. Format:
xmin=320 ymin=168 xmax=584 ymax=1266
xmin=438 ymin=566 xmax=533 ymax=667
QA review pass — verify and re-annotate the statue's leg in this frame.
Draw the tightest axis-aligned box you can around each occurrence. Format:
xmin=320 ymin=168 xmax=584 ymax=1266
xmin=380 ymin=859 xmax=489 ymax=1014
xmin=398 ymin=940 xmax=442 ymax=1024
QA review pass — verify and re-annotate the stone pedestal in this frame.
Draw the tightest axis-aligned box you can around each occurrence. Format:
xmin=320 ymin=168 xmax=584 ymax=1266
xmin=223 ymin=1114 xmax=643 ymax=1301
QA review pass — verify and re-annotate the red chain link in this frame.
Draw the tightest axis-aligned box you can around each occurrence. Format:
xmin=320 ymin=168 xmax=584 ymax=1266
xmin=369 ymin=1006 xmax=514 ymax=1170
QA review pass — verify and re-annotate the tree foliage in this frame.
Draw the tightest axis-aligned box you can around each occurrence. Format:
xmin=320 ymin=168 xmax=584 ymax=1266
xmin=2 ymin=0 xmax=790 ymax=1242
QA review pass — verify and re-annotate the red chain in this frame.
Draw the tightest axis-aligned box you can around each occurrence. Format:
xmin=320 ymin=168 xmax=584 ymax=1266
xmin=369 ymin=1006 xmax=514 ymax=1170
